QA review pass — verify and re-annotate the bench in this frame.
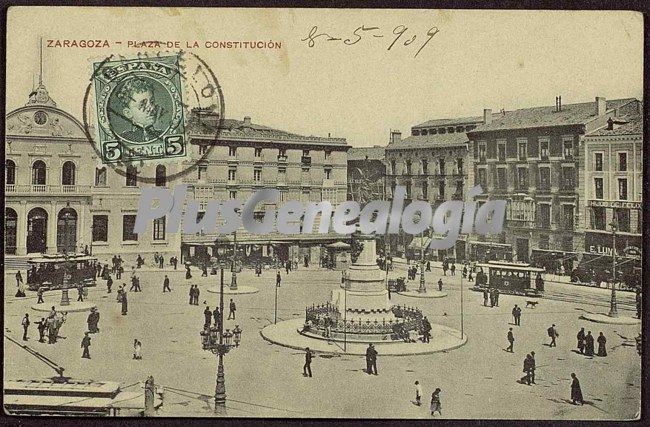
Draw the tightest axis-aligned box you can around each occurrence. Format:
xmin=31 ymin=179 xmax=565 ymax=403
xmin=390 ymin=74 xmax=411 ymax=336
xmin=526 ymin=300 xmax=539 ymax=308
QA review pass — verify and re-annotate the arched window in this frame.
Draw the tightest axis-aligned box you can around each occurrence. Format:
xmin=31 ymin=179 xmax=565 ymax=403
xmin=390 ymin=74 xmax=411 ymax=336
xmin=126 ymin=165 xmax=138 ymax=187
xmin=32 ymin=160 xmax=46 ymax=185
xmin=6 ymin=160 xmax=16 ymax=185
xmin=155 ymin=164 xmax=166 ymax=187
xmin=5 ymin=208 xmax=17 ymax=254
xmin=62 ymin=161 xmax=76 ymax=186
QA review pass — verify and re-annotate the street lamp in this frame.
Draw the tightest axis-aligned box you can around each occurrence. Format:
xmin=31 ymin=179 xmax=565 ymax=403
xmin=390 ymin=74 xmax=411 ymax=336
xmin=230 ymin=231 xmax=238 ymax=290
xmin=608 ymin=221 xmax=618 ymax=318
xmin=200 ymin=256 xmax=243 ymax=409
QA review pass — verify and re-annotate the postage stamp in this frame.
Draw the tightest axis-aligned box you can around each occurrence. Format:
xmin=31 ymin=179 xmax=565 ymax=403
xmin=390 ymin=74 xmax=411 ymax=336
xmin=92 ymin=55 xmax=187 ymax=164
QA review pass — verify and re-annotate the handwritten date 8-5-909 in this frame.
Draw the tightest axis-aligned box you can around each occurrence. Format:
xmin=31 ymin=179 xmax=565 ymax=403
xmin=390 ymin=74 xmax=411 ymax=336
xmin=300 ymin=24 xmax=440 ymax=58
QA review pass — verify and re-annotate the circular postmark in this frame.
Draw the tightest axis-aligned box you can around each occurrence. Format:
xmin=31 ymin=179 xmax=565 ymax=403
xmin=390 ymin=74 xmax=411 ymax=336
xmin=82 ymin=49 xmax=225 ymax=184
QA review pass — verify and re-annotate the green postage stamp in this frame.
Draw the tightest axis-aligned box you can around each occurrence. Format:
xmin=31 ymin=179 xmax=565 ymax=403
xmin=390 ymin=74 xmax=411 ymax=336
xmin=92 ymin=55 xmax=186 ymax=164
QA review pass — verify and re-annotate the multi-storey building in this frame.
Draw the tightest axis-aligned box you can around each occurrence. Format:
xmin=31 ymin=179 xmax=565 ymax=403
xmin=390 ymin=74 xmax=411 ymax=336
xmin=384 ymin=116 xmax=488 ymax=261
xmin=347 ymin=145 xmax=386 ymax=203
xmin=467 ymin=96 xmax=641 ymax=269
xmin=582 ymin=111 xmax=642 ymax=284
xmin=179 ymin=109 xmax=349 ymax=266
xmin=5 ymin=82 xmax=181 ymax=262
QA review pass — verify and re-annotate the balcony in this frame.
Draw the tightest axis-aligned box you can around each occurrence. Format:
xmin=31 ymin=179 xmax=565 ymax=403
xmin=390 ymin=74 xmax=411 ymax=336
xmin=277 ymin=155 xmax=288 ymax=162
xmin=6 ymin=184 xmax=93 ymax=195
xmin=301 ymin=156 xmax=312 ymax=165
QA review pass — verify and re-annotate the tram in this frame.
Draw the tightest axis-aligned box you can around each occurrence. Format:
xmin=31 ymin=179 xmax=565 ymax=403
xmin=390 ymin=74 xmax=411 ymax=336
xmin=26 ymin=253 xmax=98 ymax=291
xmin=471 ymin=261 xmax=545 ymax=296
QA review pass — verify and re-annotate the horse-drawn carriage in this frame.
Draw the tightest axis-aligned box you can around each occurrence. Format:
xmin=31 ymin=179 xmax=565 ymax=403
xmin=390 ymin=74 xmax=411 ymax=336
xmin=26 ymin=253 xmax=97 ymax=291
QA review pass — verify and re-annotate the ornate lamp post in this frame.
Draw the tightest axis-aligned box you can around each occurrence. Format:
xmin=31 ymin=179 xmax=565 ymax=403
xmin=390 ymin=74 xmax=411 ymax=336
xmin=230 ymin=231 xmax=238 ymax=291
xmin=60 ymin=251 xmax=72 ymax=306
xmin=200 ymin=254 xmax=243 ymax=410
xmin=418 ymin=229 xmax=426 ymax=293
xmin=608 ymin=221 xmax=618 ymax=318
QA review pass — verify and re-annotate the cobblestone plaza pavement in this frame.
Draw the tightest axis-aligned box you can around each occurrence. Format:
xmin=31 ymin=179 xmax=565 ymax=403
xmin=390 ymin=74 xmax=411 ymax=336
xmin=4 ymin=264 xmax=641 ymax=419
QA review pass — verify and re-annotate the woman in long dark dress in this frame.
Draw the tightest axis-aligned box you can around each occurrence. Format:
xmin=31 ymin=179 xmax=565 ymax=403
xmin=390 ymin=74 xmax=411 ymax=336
xmin=185 ymin=265 xmax=192 ymax=280
xmin=570 ymin=373 xmax=583 ymax=405
xmin=576 ymin=328 xmax=586 ymax=354
xmin=430 ymin=388 xmax=442 ymax=416
xmin=584 ymin=331 xmax=595 ymax=356
xmin=597 ymin=332 xmax=607 ymax=356
xmin=121 ymin=291 xmax=128 ymax=315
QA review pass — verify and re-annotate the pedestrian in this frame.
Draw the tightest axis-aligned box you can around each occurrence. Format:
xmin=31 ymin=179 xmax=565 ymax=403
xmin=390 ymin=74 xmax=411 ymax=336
xmin=107 ymin=274 xmax=113 ymax=293
xmin=430 ymin=388 xmax=442 ymax=416
xmin=415 ymin=381 xmax=423 ymax=406
xmin=159 ymin=255 xmax=164 ymax=269
xmin=204 ymin=306 xmax=212 ymax=328
xmin=489 ymin=288 xmax=495 ymax=307
xmin=576 ymin=328 xmax=586 ymax=354
xmin=36 ymin=287 xmax=45 ymax=304
xmin=194 ymin=285 xmax=200 ymax=305
xmin=276 ymin=270 xmax=282 ymax=287
xmin=16 ymin=270 xmax=23 ymax=288
xmin=421 ymin=316 xmax=432 ymax=343
xmin=133 ymin=339 xmax=142 ymax=360
xmin=442 ymin=263 xmax=448 ymax=276
xmin=463 ymin=265 xmax=468 ymax=278
xmin=228 ymin=299 xmax=236 ymax=320
xmin=202 ymin=264 xmax=208 ymax=277
xmin=22 ymin=313 xmax=30 ymax=341
xmin=522 ymin=354 xmax=533 ymax=385
xmin=468 ymin=271 xmax=473 ymax=282
xmin=512 ymin=305 xmax=520 ymax=326
xmin=285 ymin=261 xmax=290 ymax=275
xmin=506 ymin=328 xmax=514 ymax=352
xmin=494 ymin=288 xmax=500 ymax=306
xmin=547 ymin=324 xmax=558 ymax=347
xmin=570 ymin=373 xmax=583 ymax=405
xmin=186 ymin=264 xmax=192 ymax=280
xmin=36 ymin=318 xmax=47 ymax=343
xmin=438 ymin=278 xmax=443 ymax=292
xmin=426 ymin=260 xmax=431 ymax=272
xmin=585 ymin=331 xmax=595 ymax=356
xmin=213 ymin=307 xmax=221 ymax=329
xmin=77 ymin=284 xmax=84 ymax=302
xmin=81 ymin=332 xmax=91 ymax=359
xmin=597 ymin=332 xmax=607 ymax=357
xmin=121 ymin=290 xmax=128 ymax=315
xmin=163 ymin=275 xmax=171 ymax=292
xmin=188 ymin=285 xmax=195 ymax=305
xmin=450 ymin=263 xmax=456 ymax=276
xmin=46 ymin=315 xmax=57 ymax=344
xmin=483 ymin=289 xmax=489 ymax=307
xmin=530 ymin=351 xmax=536 ymax=384
xmin=87 ymin=307 xmax=100 ymax=333
xmin=303 ymin=347 xmax=313 ymax=377
xmin=130 ymin=274 xmax=138 ymax=292
xmin=366 ymin=343 xmax=378 ymax=375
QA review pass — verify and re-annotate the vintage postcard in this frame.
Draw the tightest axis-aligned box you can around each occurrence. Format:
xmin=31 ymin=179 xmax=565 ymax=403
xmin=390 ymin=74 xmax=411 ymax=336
xmin=3 ymin=7 xmax=643 ymax=419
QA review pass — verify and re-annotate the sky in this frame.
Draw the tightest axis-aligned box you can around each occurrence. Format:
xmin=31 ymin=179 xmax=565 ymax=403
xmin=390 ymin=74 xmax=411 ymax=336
xmin=6 ymin=7 xmax=644 ymax=148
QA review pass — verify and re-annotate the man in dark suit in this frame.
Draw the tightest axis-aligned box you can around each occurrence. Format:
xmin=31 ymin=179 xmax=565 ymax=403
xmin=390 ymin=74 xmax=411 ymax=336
xmin=163 ymin=275 xmax=171 ymax=292
xmin=366 ymin=343 xmax=378 ymax=375
xmin=204 ymin=306 xmax=212 ymax=328
xmin=507 ymin=328 xmax=515 ymax=352
xmin=228 ymin=299 xmax=236 ymax=320
xmin=303 ymin=347 xmax=313 ymax=377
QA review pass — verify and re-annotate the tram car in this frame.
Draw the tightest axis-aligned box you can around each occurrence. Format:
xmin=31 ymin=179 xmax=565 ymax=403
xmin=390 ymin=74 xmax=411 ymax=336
xmin=26 ymin=253 xmax=98 ymax=291
xmin=471 ymin=261 xmax=545 ymax=296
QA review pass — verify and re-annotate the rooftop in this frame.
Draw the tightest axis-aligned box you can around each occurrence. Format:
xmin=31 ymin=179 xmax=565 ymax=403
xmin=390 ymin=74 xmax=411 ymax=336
xmin=470 ymin=98 xmax=638 ymax=133
xmin=386 ymin=132 xmax=469 ymax=151
xmin=347 ymin=146 xmax=386 ymax=161
xmin=186 ymin=109 xmax=347 ymax=145
xmin=587 ymin=113 xmax=643 ymax=137
xmin=413 ymin=115 xmax=486 ymax=129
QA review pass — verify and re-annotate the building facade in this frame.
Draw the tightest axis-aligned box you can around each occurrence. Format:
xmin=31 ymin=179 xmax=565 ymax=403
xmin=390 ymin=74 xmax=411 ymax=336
xmin=467 ymin=96 xmax=641 ymax=269
xmin=384 ymin=116 xmax=486 ymax=261
xmin=5 ymin=83 xmax=181 ymax=262
xmin=347 ymin=145 xmax=386 ymax=203
xmin=179 ymin=109 xmax=349 ymax=267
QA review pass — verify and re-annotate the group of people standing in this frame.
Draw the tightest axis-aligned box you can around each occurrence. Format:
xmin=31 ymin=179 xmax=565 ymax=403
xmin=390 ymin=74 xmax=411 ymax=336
xmin=483 ymin=288 xmax=500 ymax=307
xmin=576 ymin=328 xmax=607 ymax=357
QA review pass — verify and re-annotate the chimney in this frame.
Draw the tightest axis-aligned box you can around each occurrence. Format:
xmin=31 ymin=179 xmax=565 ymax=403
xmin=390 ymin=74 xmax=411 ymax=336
xmin=243 ymin=116 xmax=251 ymax=126
xmin=483 ymin=109 xmax=492 ymax=125
xmin=555 ymin=96 xmax=559 ymax=112
xmin=390 ymin=130 xmax=402 ymax=145
xmin=559 ymin=95 xmax=562 ymax=111
xmin=596 ymin=97 xmax=606 ymax=116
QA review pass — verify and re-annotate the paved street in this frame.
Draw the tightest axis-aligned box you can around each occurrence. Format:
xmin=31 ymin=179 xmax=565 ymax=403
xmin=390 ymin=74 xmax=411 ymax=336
xmin=4 ymin=265 xmax=641 ymax=419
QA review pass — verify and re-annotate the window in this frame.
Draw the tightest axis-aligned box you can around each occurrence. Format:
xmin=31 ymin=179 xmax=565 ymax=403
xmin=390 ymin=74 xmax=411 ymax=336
xmin=254 ymin=148 xmax=262 ymax=157
xmin=229 ymin=146 xmax=237 ymax=157
xmin=478 ymin=144 xmax=486 ymax=162
xmin=539 ymin=204 xmax=550 ymax=228
xmin=562 ymin=167 xmax=574 ymax=189
xmin=592 ymin=207 xmax=606 ymax=230
xmin=438 ymin=181 xmax=445 ymax=199
xmin=438 ymin=159 xmax=445 ymax=175
xmin=439 ymin=128 xmax=446 ymax=134
xmin=95 ymin=167 xmax=107 ymax=186
xmin=390 ymin=160 xmax=396 ymax=174
xmin=618 ymin=178 xmax=628 ymax=200
xmin=405 ymin=160 xmax=412 ymax=175
xmin=122 ymin=215 xmax=138 ymax=241
xmin=198 ymin=145 xmax=208 ymax=155
xmin=498 ymin=142 xmax=506 ymax=161
xmin=92 ymin=215 xmax=108 ymax=242
xmin=228 ymin=168 xmax=236 ymax=181
xmin=422 ymin=183 xmax=428 ymax=199
xmin=540 ymin=140 xmax=549 ymax=159
xmin=517 ymin=168 xmax=528 ymax=190
xmin=618 ymin=152 xmax=627 ymax=171
xmin=125 ymin=165 xmax=138 ymax=187
xmin=303 ymin=149 xmax=310 ymax=157
xmin=278 ymin=166 xmax=286 ymax=175
xmin=254 ymin=169 xmax=262 ymax=181
xmin=456 ymin=159 xmax=463 ymax=174
xmin=539 ymin=167 xmax=550 ymax=190
xmin=229 ymin=190 xmax=237 ymax=199
xmin=324 ymin=168 xmax=332 ymax=180
xmin=594 ymin=153 xmax=603 ymax=171
xmin=455 ymin=180 xmax=463 ymax=197
xmin=62 ymin=162 xmax=76 ymax=186
xmin=153 ymin=217 xmax=166 ymax=241
xmin=155 ymin=164 xmax=166 ymax=187
xmin=421 ymin=160 xmax=428 ymax=175
xmin=539 ymin=234 xmax=549 ymax=249
xmin=562 ymin=205 xmax=574 ymax=230
xmin=517 ymin=141 xmax=527 ymax=160
xmin=278 ymin=148 xmax=287 ymax=158
xmin=497 ymin=168 xmax=507 ymax=189
xmin=594 ymin=178 xmax=603 ymax=199
xmin=563 ymin=139 xmax=573 ymax=158
xmin=32 ymin=160 xmax=46 ymax=185
xmin=405 ymin=182 xmax=412 ymax=199
xmin=477 ymin=168 xmax=487 ymax=188
xmin=430 ymin=128 xmax=437 ymax=135
xmin=324 ymin=150 xmax=331 ymax=160
xmin=616 ymin=209 xmax=630 ymax=232
xmin=6 ymin=160 xmax=16 ymax=185
xmin=198 ymin=165 xmax=207 ymax=180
